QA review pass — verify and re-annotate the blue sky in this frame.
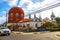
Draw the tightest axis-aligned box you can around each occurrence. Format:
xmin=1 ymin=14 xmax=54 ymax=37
xmin=0 ymin=0 xmax=60 ymax=24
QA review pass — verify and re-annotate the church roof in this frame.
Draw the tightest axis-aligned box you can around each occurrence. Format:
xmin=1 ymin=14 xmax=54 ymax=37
xmin=19 ymin=18 xmax=33 ymax=22
xmin=19 ymin=18 xmax=41 ymax=22
xmin=51 ymin=12 xmax=55 ymax=17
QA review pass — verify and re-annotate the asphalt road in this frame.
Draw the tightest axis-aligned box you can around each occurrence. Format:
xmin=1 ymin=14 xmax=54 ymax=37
xmin=0 ymin=32 xmax=60 ymax=40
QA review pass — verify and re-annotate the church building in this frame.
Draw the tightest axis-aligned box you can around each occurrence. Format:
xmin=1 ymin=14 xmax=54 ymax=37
xmin=7 ymin=7 xmax=41 ymax=31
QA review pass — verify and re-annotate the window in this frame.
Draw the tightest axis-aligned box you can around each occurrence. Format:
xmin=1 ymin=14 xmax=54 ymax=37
xmin=10 ymin=13 xmax=13 ymax=17
xmin=35 ymin=23 xmax=38 ymax=28
xmin=16 ymin=13 xmax=19 ymax=17
xmin=21 ymin=14 xmax=23 ymax=17
xmin=16 ymin=13 xmax=19 ymax=20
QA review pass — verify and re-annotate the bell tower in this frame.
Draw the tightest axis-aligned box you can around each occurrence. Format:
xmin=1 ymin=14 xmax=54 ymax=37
xmin=50 ymin=11 xmax=55 ymax=20
xmin=50 ymin=10 xmax=56 ymax=22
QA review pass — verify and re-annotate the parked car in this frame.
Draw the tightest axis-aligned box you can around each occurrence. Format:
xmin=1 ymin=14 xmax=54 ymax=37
xmin=37 ymin=27 xmax=46 ymax=31
xmin=0 ymin=27 xmax=11 ymax=35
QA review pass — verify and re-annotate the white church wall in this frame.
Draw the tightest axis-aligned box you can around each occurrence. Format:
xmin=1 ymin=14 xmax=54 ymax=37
xmin=19 ymin=22 xmax=41 ymax=29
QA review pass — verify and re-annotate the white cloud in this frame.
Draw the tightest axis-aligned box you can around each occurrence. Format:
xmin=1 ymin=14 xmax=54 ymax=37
xmin=40 ymin=0 xmax=60 ymax=8
xmin=53 ymin=6 xmax=60 ymax=17
xmin=0 ymin=10 xmax=7 ymax=24
xmin=0 ymin=16 xmax=6 ymax=20
xmin=40 ymin=6 xmax=60 ymax=19
xmin=0 ymin=16 xmax=6 ymax=24
xmin=2 ymin=11 xmax=6 ymax=13
xmin=18 ymin=0 xmax=32 ymax=6
xmin=3 ymin=0 xmax=60 ymax=18
xmin=18 ymin=0 xmax=41 ymax=15
xmin=18 ymin=0 xmax=60 ymax=16
xmin=4 ymin=0 xmax=18 ymax=6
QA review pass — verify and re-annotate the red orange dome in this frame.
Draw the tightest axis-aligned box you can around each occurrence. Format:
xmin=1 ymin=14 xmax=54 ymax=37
xmin=8 ymin=7 xmax=24 ymax=23
xmin=9 ymin=7 xmax=24 ymax=14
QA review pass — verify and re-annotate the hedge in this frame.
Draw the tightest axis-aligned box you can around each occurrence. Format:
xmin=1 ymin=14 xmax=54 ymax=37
xmin=46 ymin=28 xmax=60 ymax=31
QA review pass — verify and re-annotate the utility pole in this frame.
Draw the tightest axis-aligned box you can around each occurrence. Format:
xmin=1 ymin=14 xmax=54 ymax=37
xmin=6 ymin=11 xmax=8 ymax=27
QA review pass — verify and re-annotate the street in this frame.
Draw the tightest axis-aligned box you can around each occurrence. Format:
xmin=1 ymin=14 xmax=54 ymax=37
xmin=0 ymin=32 xmax=60 ymax=40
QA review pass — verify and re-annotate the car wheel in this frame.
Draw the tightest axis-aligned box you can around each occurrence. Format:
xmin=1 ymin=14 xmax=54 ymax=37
xmin=8 ymin=33 xmax=10 ymax=35
xmin=0 ymin=34 xmax=1 ymax=36
xmin=0 ymin=33 xmax=1 ymax=36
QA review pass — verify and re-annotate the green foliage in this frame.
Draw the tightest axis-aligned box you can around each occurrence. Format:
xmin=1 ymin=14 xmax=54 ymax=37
xmin=55 ymin=17 xmax=60 ymax=28
xmin=0 ymin=24 xmax=2 ymax=27
xmin=7 ymin=24 xmax=13 ymax=30
xmin=0 ymin=25 xmax=1 ymax=27
xmin=56 ymin=23 xmax=60 ymax=28
xmin=38 ymin=17 xmax=60 ymax=31
xmin=39 ymin=25 xmax=45 ymax=28
xmin=40 ymin=21 xmax=60 ymax=31
xmin=15 ymin=24 xmax=19 ymax=27
xmin=29 ymin=27 xmax=36 ymax=32
xmin=55 ymin=17 xmax=60 ymax=23
xmin=42 ymin=21 xmax=55 ymax=28
xmin=46 ymin=28 xmax=59 ymax=31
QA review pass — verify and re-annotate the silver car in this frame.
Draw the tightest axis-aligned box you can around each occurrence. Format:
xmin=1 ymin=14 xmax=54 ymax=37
xmin=0 ymin=27 xmax=11 ymax=35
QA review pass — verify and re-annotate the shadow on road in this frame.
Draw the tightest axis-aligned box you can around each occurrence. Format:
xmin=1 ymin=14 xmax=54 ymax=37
xmin=0 ymin=35 xmax=9 ymax=37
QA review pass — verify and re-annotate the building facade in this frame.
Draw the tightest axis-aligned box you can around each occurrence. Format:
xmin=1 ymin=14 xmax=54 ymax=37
xmin=7 ymin=7 xmax=41 ymax=31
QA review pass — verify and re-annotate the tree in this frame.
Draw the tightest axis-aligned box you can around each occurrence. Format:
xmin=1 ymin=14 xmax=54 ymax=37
xmin=56 ymin=23 xmax=60 ymax=28
xmin=0 ymin=24 xmax=2 ymax=27
xmin=55 ymin=17 xmax=60 ymax=23
xmin=41 ymin=21 xmax=60 ymax=31
xmin=42 ymin=21 xmax=56 ymax=28
xmin=7 ymin=24 xmax=13 ymax=30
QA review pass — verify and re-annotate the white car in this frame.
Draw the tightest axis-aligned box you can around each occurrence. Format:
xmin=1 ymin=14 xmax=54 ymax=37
xmin=0 ymin=27 xmax=11 ymax=35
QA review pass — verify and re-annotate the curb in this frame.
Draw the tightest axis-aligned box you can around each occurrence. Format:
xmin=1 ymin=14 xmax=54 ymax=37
xmin=12 ymin=32 xmax=22 ymax=34
xmin=12 ymin=31 xmax=49 ymax=35
xmin=56 ymin=34 xmax=60 ymax=37
xmin=12 ymin=32 xmax=34 ymax=35
xmin=56 ymin=34 xmax=60 ymax=38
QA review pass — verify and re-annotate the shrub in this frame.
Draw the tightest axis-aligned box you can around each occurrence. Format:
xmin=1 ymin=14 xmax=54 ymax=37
xmin=46 ymin=28 xmax=59 ymax=31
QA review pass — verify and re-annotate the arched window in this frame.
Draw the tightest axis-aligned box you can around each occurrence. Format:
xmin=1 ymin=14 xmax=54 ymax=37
xmin=35 ymin=23 xmax=38 ymax=28
xmin=21 ymin=14 xmax=23 ymax=17
xmin=16 ymin=13 xmax=19 ymax=20
xmin=10 ymin=13 xmax=13 ymax=21
xmin=16 ymin=13 xmax=19 ymax=17
xmin=10 ymin=13 xmax=13 ymax=17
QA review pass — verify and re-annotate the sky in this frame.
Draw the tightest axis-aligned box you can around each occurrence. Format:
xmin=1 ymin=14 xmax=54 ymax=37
xmin=0 ymin=0 xmax=60 ymax=24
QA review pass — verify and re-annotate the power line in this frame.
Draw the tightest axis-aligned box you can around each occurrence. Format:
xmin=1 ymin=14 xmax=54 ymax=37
xmin=25 ymin=2 xmax=60 ymax=17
